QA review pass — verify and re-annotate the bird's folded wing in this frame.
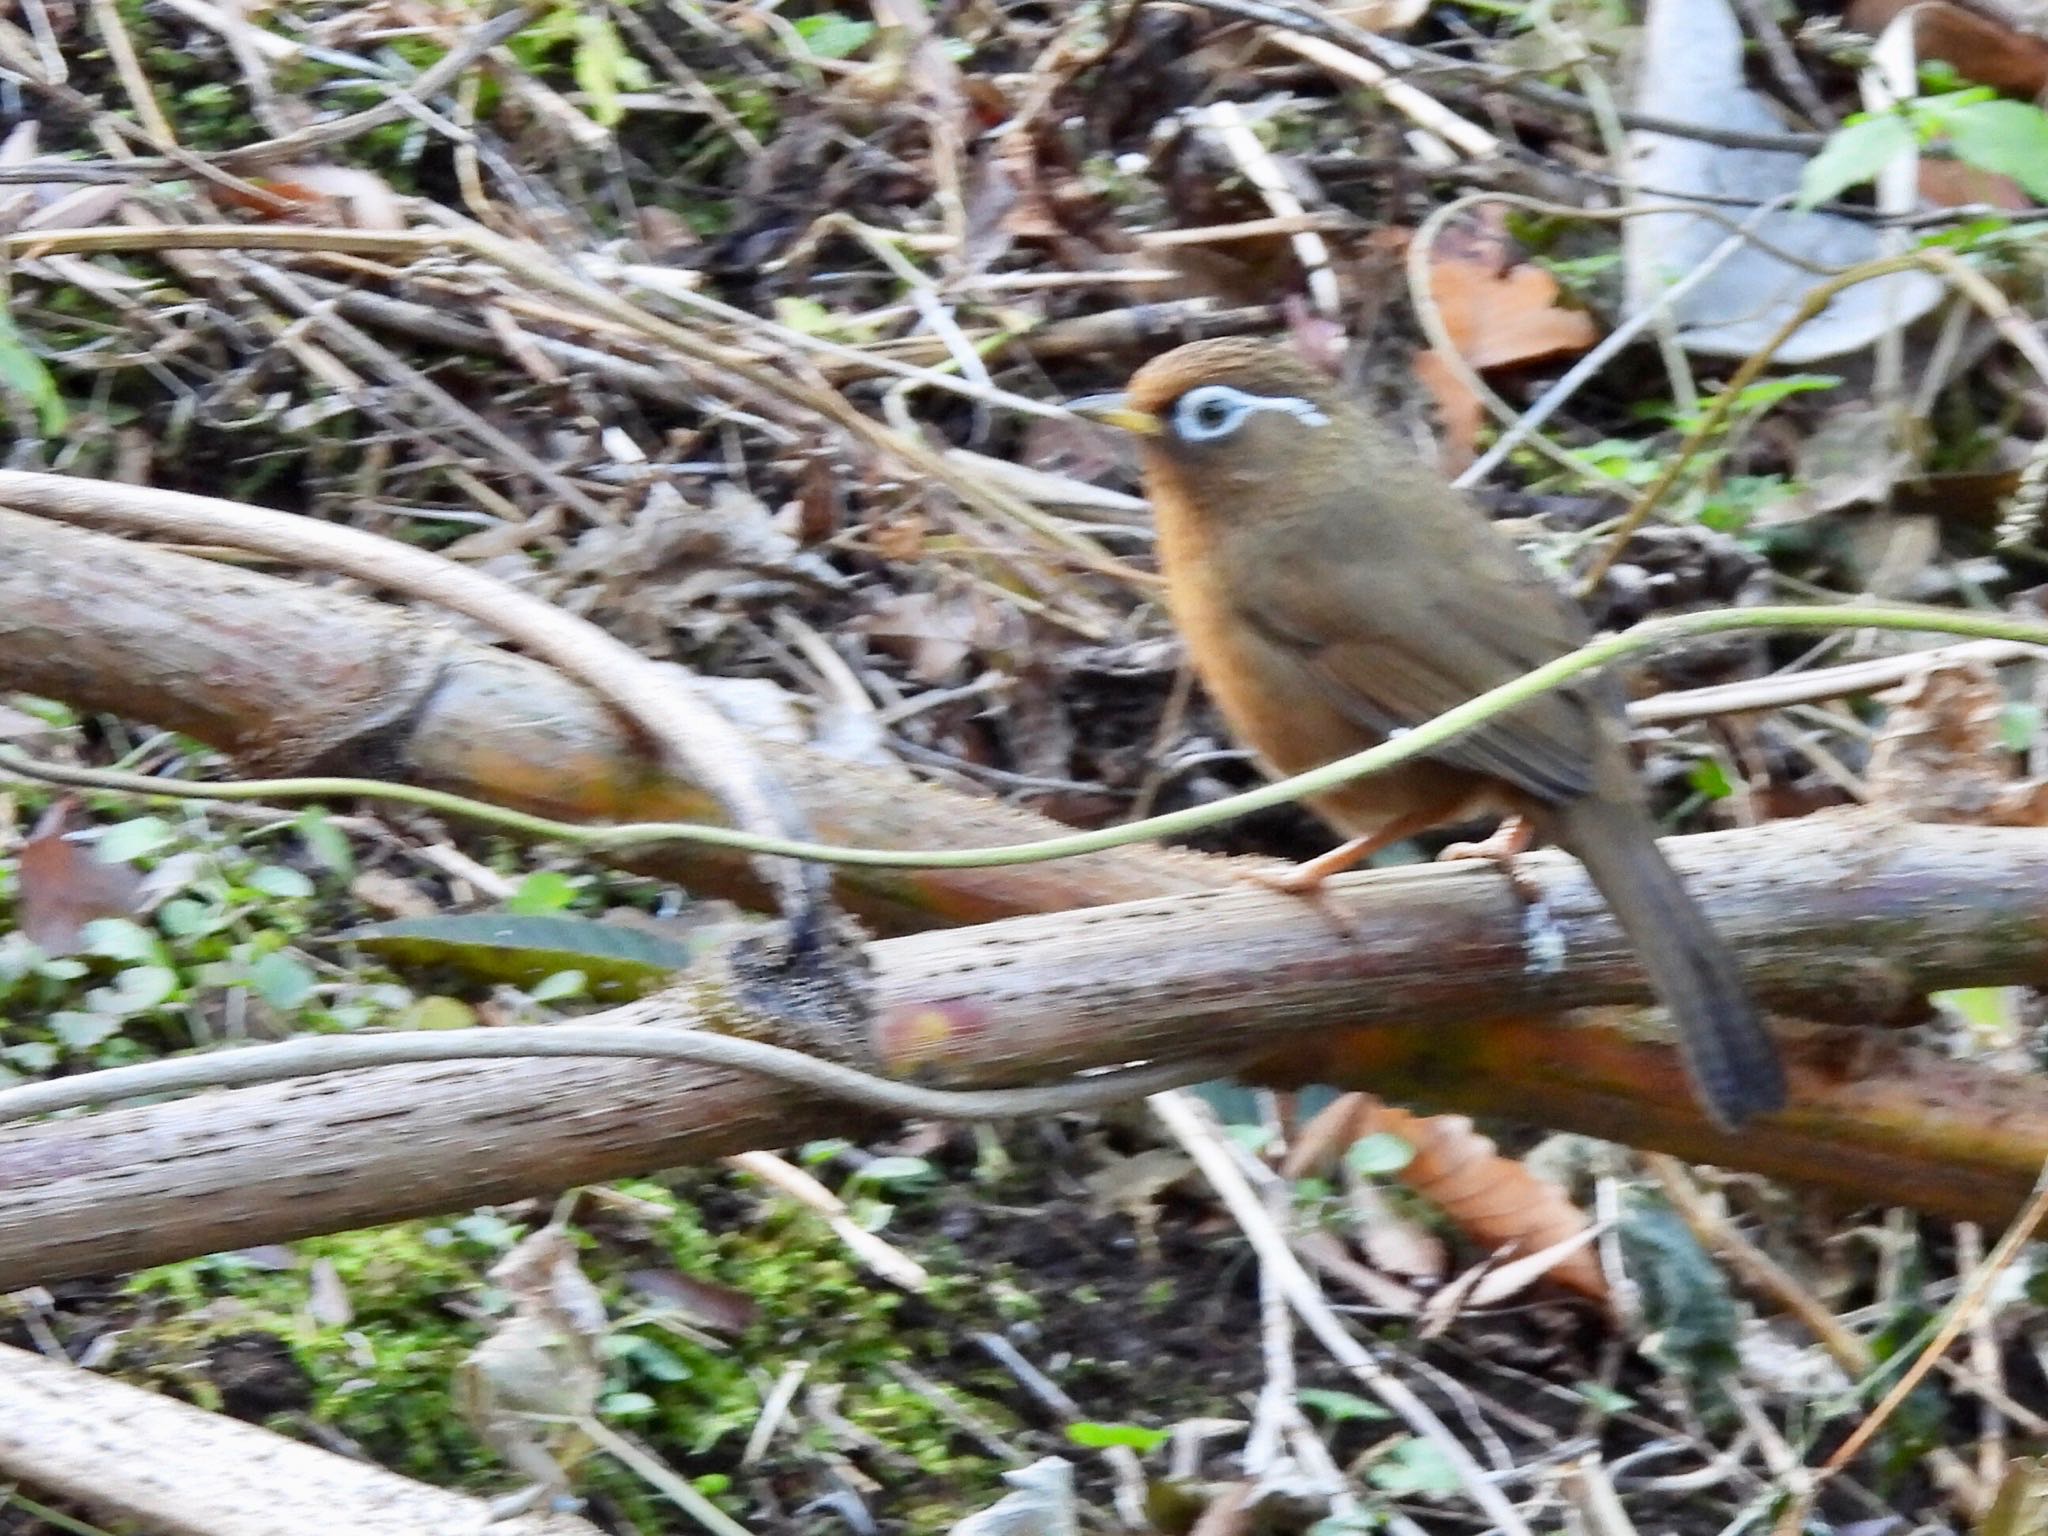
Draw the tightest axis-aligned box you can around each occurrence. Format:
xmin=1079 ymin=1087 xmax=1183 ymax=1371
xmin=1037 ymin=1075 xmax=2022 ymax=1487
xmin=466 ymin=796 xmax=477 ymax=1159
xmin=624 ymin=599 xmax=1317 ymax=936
xmin=1237 ymin=554 xmax=1599 ymax=805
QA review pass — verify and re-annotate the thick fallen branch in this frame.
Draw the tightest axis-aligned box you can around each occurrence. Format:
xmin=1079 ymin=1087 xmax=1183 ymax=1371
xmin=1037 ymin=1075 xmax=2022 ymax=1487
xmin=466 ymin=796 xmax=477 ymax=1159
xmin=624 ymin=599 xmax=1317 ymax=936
xmin=0 ymin=1342 xmax=597 ymax=1536
xmin=5 ymin=473 xmax=846 ymax=941
xmin=0 ymin=507 xmax=1234 ymax=929
xmin=6 ymin=816 xmax=2048 ymax=1288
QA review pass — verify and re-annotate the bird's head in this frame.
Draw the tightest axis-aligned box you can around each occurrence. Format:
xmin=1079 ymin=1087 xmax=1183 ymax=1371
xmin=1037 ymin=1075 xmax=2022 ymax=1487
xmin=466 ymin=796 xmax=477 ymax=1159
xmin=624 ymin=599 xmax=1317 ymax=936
xmin=1068 ymin=339 xmax=1352 ymax=504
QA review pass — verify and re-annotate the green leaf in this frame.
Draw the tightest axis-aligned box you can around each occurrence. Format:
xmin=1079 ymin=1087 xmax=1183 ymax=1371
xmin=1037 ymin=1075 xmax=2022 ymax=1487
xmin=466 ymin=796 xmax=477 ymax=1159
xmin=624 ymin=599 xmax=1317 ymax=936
xmin=1935 ymin=986 xmax=2019 ymax=1036
xmin=246 ymin=864 xmax=315 ymax=900
xmin=393 ymin=995 xmax=476 ymax=1030
xmin=1344 ymin=1132 xmax=1416 ymax=1178
xmin=1066 ymin=1421 xmax=1170 ymax=1452
xmin=571 ymin=13 xmax=635 ymax=127
xmin=1916 ymin=217 xmax=2048 ymax=252
xmin=100 ymin=964 xmax=178 ymax=1014
xmin=1306 ymin=1517 xmax=1382 ymax=1536
xmin=3 ymin=1041 xmax=58 ymax=1073
xmin=1936 ymin=99 xmax=2048 ymax=202
xmin=1720 ymin=373 xmax=1841 ymax=414
xmin=1366 ymin=1438 xmax=1462 ymax=1497
xmin=94 ymin=817 xmax=178 ymax=863
xmin=341 ymin=913 xmax=703 ymax=1000
xmin=529 ymin=968 xmax=588 ymax=1003
xmin=845 ymin=1155 xmax=938 ymax=1191
xmin=449 ymin=1210 xmax=522 ymax=1250
xmin=1686 ymin=756 xmax=1735 ymax=801
xmin=248 ymin=951 xmax=316 ymax=1009
xmin=295 ymin=809 xmax=354 ymax=876
xmin=1798 ymin=114 xmax=1914 ymax=208
xmin=608 ymin=1333 xmax=692 ymax=1382
xmin=1619 ymin=1192 xmax=1740 ymax=1384
xmin=1575 ymin=1381 xmax=1635 ymax=1413
xmin=507 ymin=870 xmax=580 ymax=914
xmin=1298 ymin=1387 xmax=1393 ymax=1423
xmin=157 ymin=898 xmax=227 ymax=939
xmin=49 ymin=1010 xmax=124 ymax=1050
xmin=2001 ymin=703 xmax=2043 ymax=754
xmin=81 ymin=917 xmax=166 ymax=965
xmin=791 ymin=13 xmax=876 ymax=59
xmin=773 ymin=296 xmax=838 ymax=336
xmin=0 ymin=309 xmax=66 ymax=434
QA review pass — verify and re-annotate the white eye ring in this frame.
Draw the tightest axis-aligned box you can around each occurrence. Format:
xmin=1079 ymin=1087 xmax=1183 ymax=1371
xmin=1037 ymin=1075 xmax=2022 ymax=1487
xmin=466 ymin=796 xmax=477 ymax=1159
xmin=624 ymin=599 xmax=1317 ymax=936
xmin=1172 ymin=384 xmax=1257 ymax=442
xmin=1170 ymin=384 xmax=1330 ymax=444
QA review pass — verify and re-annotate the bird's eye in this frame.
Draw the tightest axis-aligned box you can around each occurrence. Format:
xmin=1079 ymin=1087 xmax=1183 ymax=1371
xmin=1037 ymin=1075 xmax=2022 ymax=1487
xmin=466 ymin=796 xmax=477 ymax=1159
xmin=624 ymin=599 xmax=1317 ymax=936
xmin=1169 ymin=384 xmax=1329 ymax=443
xmin=1172 ymin=385 xmax=1252 ymax=443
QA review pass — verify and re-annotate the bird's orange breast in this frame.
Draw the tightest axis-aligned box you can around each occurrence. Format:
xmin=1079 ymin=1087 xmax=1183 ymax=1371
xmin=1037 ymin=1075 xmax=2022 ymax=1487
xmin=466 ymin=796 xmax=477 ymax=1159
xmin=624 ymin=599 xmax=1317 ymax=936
xmin=1151 ymin=481 xmax=1490 ymax=838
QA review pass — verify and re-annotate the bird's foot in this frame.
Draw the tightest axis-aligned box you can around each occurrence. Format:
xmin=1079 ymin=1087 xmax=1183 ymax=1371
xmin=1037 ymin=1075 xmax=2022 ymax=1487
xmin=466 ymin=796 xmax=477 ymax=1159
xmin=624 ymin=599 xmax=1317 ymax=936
xmin=1437 ymin=816 xmax=1541 ymax=903
xmin=1438 ymin=816 xmax=1563 ymax=973
xmin=1256 ymin=834 xmax=1388 ymax=895
xmin=1238 ymin=835 xmax=1393 ymax=942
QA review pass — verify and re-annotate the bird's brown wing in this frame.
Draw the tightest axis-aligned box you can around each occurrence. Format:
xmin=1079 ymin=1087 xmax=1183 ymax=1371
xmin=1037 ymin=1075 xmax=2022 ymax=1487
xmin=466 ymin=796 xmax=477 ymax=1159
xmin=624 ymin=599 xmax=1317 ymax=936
xmin=1236 ymin=528 xmax=1602 ymax=805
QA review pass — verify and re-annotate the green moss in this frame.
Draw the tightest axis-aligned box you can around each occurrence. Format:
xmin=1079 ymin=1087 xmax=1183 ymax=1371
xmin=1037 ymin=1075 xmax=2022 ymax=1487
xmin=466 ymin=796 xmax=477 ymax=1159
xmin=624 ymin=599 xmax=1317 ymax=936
xmin=106 ymin=1171 xmax=1017 ymax=1523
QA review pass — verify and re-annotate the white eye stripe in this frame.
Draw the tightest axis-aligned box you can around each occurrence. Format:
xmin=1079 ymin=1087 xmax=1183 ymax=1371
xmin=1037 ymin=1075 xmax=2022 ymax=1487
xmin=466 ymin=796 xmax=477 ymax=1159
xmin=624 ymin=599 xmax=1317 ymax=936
xmin=1170 ymin=384 xmax=1330 ymax=443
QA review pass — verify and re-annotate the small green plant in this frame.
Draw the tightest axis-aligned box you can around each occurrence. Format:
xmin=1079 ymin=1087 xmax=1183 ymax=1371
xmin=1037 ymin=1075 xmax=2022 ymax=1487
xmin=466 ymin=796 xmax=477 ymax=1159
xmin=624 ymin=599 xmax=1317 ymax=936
xmin=1800 ymin=88 xmax=2048 ymax=208
xmin=1344 ymin=1133 xmax=1416 ymax=1179
xmin=509 ymin=4 xmax=651 ymax=127
xmin=1066 ymin=1420 xmax=1171 ymax=1452
xmin=790 ymin=13 xmax=877 ymax=60
xmin=0 ymin=310 xmax=66 ymax=434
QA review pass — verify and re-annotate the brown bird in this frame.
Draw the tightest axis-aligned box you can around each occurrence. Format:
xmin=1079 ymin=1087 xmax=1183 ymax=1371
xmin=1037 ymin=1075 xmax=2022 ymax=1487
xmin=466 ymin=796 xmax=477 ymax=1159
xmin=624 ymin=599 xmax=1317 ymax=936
xmin=1071 ymin=338 xmax=1785 ymax=1129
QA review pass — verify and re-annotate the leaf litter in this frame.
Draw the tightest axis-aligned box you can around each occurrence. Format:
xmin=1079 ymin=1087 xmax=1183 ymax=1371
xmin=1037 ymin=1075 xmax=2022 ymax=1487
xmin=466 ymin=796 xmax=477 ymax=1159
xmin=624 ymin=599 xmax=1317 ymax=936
xmin=7 ymin=0 xmax=2048 ymax=1529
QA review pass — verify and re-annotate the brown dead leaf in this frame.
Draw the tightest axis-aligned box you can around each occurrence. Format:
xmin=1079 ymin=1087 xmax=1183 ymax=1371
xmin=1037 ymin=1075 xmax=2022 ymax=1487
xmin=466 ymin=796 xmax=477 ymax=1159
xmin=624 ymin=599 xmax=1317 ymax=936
xmin=1428 ymin=254 xmax=1600 ymax=371
xmin=1868 ymin=660 xmax=2048 ymax=824
xmin=1361 ymin=1099 xmax=1607 ymax=1301
xmin=622 ymin=1269 xmax=759 ymax=1335
xmin=18 ymin=800 xmax=145 ymax=956
xmin=1283 ymin=1093 xmax=1602 ymax=1301
xmin=1918 ymin=159 xmax=2033 ymax=211
xmin=868 ymin=509 xmax=929 ymax=563
xmin=1294 ymin=1228 xmax=1426 ymax=1311
xmin=460 ymin=1227 xmax=607 ymax=1509
xmin=1847 ymin=0 xmax=2048 ymax=97
xmin=1346 ymin=1172 xmax=1449 ymax=1285
xmin=983 ymin=128 xmax=1066 ymax=245
xmin=557 ymin=482 xmax=844 ymax=644
xmin=348 ymin=869 xmax=438 ymax=921
xmin=491 ymin=1226 xmax=609 ymax=1343
xmin=857 ymin=588 xmax=1015 ymax=684
xmin=1280 ymin=1090 xmax=1374 ymax=1180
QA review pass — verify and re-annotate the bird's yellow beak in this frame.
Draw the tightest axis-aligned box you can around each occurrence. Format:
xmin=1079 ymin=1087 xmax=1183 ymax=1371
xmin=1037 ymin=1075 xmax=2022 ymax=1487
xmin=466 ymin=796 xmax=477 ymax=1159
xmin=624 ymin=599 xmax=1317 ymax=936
xmin=1066 ymin=392 xmax=1164 ymax=436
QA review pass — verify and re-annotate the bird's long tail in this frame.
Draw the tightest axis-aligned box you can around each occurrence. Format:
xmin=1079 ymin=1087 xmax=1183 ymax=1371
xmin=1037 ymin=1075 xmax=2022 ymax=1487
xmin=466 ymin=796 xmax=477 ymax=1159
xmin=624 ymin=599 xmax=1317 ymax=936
xmin=1552 ymin=795 xmax=1785 ymax=1129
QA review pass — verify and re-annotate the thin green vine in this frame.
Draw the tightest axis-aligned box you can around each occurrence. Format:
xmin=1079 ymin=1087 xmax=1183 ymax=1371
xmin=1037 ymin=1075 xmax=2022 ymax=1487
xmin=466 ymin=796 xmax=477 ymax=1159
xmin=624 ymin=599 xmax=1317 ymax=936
xmin=5 ymin=603 xmax=2044 ymax=871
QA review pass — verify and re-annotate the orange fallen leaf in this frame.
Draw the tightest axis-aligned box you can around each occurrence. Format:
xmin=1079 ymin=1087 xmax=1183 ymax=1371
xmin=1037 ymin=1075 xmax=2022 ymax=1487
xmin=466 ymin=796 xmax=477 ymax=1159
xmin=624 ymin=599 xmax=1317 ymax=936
xmin=1287 ymin=1093 xmax=1608 ymax=1302
xmin=1428 ymin=255 xmax=1600 ymax=371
